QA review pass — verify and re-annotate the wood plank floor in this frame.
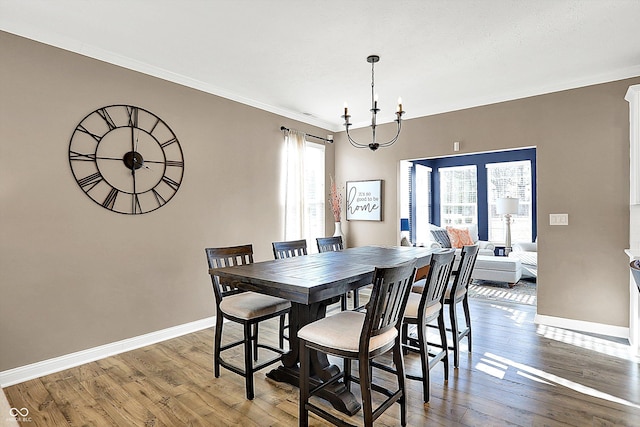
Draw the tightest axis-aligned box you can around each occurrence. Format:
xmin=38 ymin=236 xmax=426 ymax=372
xmin=4 ymin=295 xmax=640 ymax=426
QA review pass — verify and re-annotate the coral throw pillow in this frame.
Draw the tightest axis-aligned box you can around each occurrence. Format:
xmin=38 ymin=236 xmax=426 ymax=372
xmin=446 ymin=226 xmax=474 ymax=249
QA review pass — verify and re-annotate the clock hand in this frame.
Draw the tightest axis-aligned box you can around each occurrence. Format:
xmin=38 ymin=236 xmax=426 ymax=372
xmin=131 ymin=163 xmax=137 ymax=213
xmin=95 ymin=155 xmax=128 ymax=161
xmin=133 ymin=157 xmax=152 ymax=170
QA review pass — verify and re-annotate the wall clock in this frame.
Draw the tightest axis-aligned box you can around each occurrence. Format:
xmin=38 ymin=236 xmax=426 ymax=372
xmin=68 ymin=105 xmax=184 ymax=214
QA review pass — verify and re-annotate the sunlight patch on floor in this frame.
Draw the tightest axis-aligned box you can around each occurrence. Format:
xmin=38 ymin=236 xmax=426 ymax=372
xmin=517 ymin=370 xmax=553 ymax=385
xmin=478 ymin=352 xmax=640 ymax=409
xmin=488 ymin=303 xmax=531 ymax=325
xmin=536 ymin=324 xmax=640 ymax=362
xmin=468 ymin=283 xmax=536 ymax=305
xmin=476 ymin=357 xmax=508 ymax=379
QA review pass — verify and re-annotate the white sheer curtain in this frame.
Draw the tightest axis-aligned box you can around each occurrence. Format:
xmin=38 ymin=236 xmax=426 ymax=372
xmin=283 ymin=130 xmax=307 ymax=240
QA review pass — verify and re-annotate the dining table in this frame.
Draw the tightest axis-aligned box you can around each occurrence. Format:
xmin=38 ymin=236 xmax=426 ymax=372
xmin=211 ymin=245 xmax=435 ymax=415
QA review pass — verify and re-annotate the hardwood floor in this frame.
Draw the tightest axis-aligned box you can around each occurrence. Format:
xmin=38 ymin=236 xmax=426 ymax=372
xmin=4 ymin=295 xmax=640 ymax=426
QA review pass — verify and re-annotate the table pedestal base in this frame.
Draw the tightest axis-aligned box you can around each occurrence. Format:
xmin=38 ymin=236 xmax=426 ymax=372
xmin=267 ymin=365 xmax=361 ymax=416
xmin=266 ymin=299 xmax=362 ymax=416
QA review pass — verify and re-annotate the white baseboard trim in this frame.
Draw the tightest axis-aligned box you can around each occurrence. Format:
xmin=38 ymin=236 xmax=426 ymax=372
xmin=534 ymin=313 xmax=629 ymax=341
xmin=0 ymin=316 xmax=216 ymax=387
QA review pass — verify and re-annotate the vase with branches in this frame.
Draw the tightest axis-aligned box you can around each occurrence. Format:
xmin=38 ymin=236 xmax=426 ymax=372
xmin=329 ymin=175 xmax=345 ymax=243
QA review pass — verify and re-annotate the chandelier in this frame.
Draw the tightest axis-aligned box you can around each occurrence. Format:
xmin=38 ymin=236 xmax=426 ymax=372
xmin=341 ymin=55 xmax=405 ymax=151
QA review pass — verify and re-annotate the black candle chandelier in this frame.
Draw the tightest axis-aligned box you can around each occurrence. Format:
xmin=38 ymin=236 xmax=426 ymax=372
xmin=341 ymin=55 xmax=405 ymax=151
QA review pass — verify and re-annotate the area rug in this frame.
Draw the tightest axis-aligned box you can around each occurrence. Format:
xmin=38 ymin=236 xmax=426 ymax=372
xmin=468 ymin=278 xmax=537 ymax=305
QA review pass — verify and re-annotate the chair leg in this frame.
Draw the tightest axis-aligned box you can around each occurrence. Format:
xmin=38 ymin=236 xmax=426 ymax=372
xmin=401 ymin=323 xmax=409 ymax=355
xmin=343 ymin=357 xmax=351 ymax=391
xmin=438 ymin=312 xmax=449 ymax=381
xmin=214 ymin=313 xmax=224 ymax=378
xmin=299 ymin=339 xmax=310 ymax=427
xmin=243 ymin=323 xmax=254 ymax=400
xmin=449 ymin=301 xmax=460 ymax=368
xmin=392 ymin=341 xmax=407 ymax=426
xmin=279 ymin=314 xmax=286 ymax=349
xmin=341 ymin=293 xmax=348 ymax=311
xmin=359 ymin=355 xmax=374 ymax=426
xmin=252 ymin=323 xmax=259 ymax=361
xmin=462 ymin=296 xmax=472 ymax=351
xmin=438 ymin=309 xmax=449 ymax=381
xmin=353 ymin=289 xmax=359 ymax=309
xmin=417 ymin=320 xmax=430 ymax=402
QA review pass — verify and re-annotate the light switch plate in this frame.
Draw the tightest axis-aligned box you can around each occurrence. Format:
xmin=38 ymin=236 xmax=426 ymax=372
xmin=549 ymin=213 xmax=569 ymax=225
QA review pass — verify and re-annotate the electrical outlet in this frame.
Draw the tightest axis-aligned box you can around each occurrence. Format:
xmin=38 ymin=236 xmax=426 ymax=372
xmin=549 ymin=213 xmax=569 ymax=226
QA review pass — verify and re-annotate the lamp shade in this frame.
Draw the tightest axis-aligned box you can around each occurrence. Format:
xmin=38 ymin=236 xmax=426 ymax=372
xmin=496 ymin=197 xmax=519 ymax=215
xmin=400 ymin=218 xmax=410 ymax=231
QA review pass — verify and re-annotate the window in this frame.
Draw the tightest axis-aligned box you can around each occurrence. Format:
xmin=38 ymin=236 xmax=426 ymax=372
xmin=283 ymin=132 xmax=325 ymax=251
xmin=414 ymin=164 xmax=432 ymax=244
xmin=303 ymin=142 xmax=325 ymax=248
xmin=400 ymin=161 xmax=411 ymax=228
xmin=440 ymin=165 xmax=477 ymax=226
xmin=487 ymin=160 xmax=532 ymax=242
xmin=400 ymin=162 xmax=432 ymax=245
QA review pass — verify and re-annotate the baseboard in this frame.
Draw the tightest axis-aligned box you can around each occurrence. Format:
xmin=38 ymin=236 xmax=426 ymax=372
xmin=0 ymin=316 xmax=216 ymax=387
xmin=534 ymin=313 xmax=629 ymax=341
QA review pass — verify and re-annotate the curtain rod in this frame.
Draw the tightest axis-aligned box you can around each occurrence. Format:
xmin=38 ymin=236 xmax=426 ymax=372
xmin=280 ymin=126 xmax=333 ymax=143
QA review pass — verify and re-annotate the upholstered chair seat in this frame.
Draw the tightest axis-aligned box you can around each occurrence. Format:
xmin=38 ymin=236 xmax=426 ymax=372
xmin=298 ymin=310 xmax=398 ymax=353
xmin=220 ymin=292 xmax=291 ymax=320
xmin=412 ymin=277 xmax=468 ymax=301
xmin=445 ymin=284 xmax=467 ymax=300
xmin=404 ymin=292 xmax=442 ymax=320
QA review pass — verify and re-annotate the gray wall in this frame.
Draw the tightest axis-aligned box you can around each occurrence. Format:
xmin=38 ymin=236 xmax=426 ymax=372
xmin=0 ymin=32 xmax=334 ymax=371
xmin=335 ymin=76 xmax=640 ymax=329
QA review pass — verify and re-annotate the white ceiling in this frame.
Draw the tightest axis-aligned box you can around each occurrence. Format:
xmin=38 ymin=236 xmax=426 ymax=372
xmin=2 ymin=1 xmax=640 ymax=131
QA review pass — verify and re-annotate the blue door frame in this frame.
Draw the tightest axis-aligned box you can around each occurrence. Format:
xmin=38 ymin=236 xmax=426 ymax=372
xmin=410 ymin=148 xmax=537 ymax=242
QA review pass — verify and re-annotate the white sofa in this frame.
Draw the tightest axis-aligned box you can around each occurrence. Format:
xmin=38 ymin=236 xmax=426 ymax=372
xmin=428 ymin=224 xmax=495 ymax=257
xmin=427 ymin=224 xmax=529 ymax=285
xmin=509 ymin=241 xmax=537 ymax=278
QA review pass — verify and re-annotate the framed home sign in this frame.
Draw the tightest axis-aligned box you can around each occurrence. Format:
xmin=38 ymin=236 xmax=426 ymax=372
xmin=346 ymin=180 xmax=383 ymax=221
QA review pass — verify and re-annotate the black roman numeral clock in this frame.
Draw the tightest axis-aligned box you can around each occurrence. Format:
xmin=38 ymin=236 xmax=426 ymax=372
xmin=68 ymin=105 xmax=184 ymax=214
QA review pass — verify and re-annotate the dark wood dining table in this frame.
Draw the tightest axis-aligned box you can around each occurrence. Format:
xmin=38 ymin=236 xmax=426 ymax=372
xmin=211 ymin=245 xmax=435 ymax=415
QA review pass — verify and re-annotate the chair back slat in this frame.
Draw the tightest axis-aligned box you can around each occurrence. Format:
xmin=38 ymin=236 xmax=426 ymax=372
xmin=420 ymin=249 xmax=456 ymax=313
xmin=205 ymin=245 xmax=254 ymax=304
xmin=316 ymin=236 xmax=344 ymax=253
xmin=449 ymin=245 xmax=479 ymax=298
xmin=361 ymin=260 xmax=417 ymax=349
xmin=272 ymin=239 xmax=308 ymax=259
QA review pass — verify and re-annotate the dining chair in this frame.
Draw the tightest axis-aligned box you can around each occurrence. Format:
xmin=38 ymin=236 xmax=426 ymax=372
xmin=271 ymin=239 xmax=309 ymax=346
xmin=412 ymin=245 xmax=479 ymax=368
xmin=393 ymin=248 xmax=455 ymax=403
xmin=445 ymin=244 xmax=479 ymax=367
xmin=272 ymin=239 xmax=308 ymax=259
xmin=298 ymin=259 xmax=417 ymax=427
xmin=205 ymin=244 xmax=291 ymax=400
xmin=316 ymin=236 xmax=343 ymax=253
xmin=316 ymin=236 xmax=356 ymax=311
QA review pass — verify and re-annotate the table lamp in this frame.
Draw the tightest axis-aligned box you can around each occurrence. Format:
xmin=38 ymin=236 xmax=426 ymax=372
xmin=496 ymin=197 xmax=519 ymax=254
xmin=400 ymin=218 xmax=410 ymax=246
